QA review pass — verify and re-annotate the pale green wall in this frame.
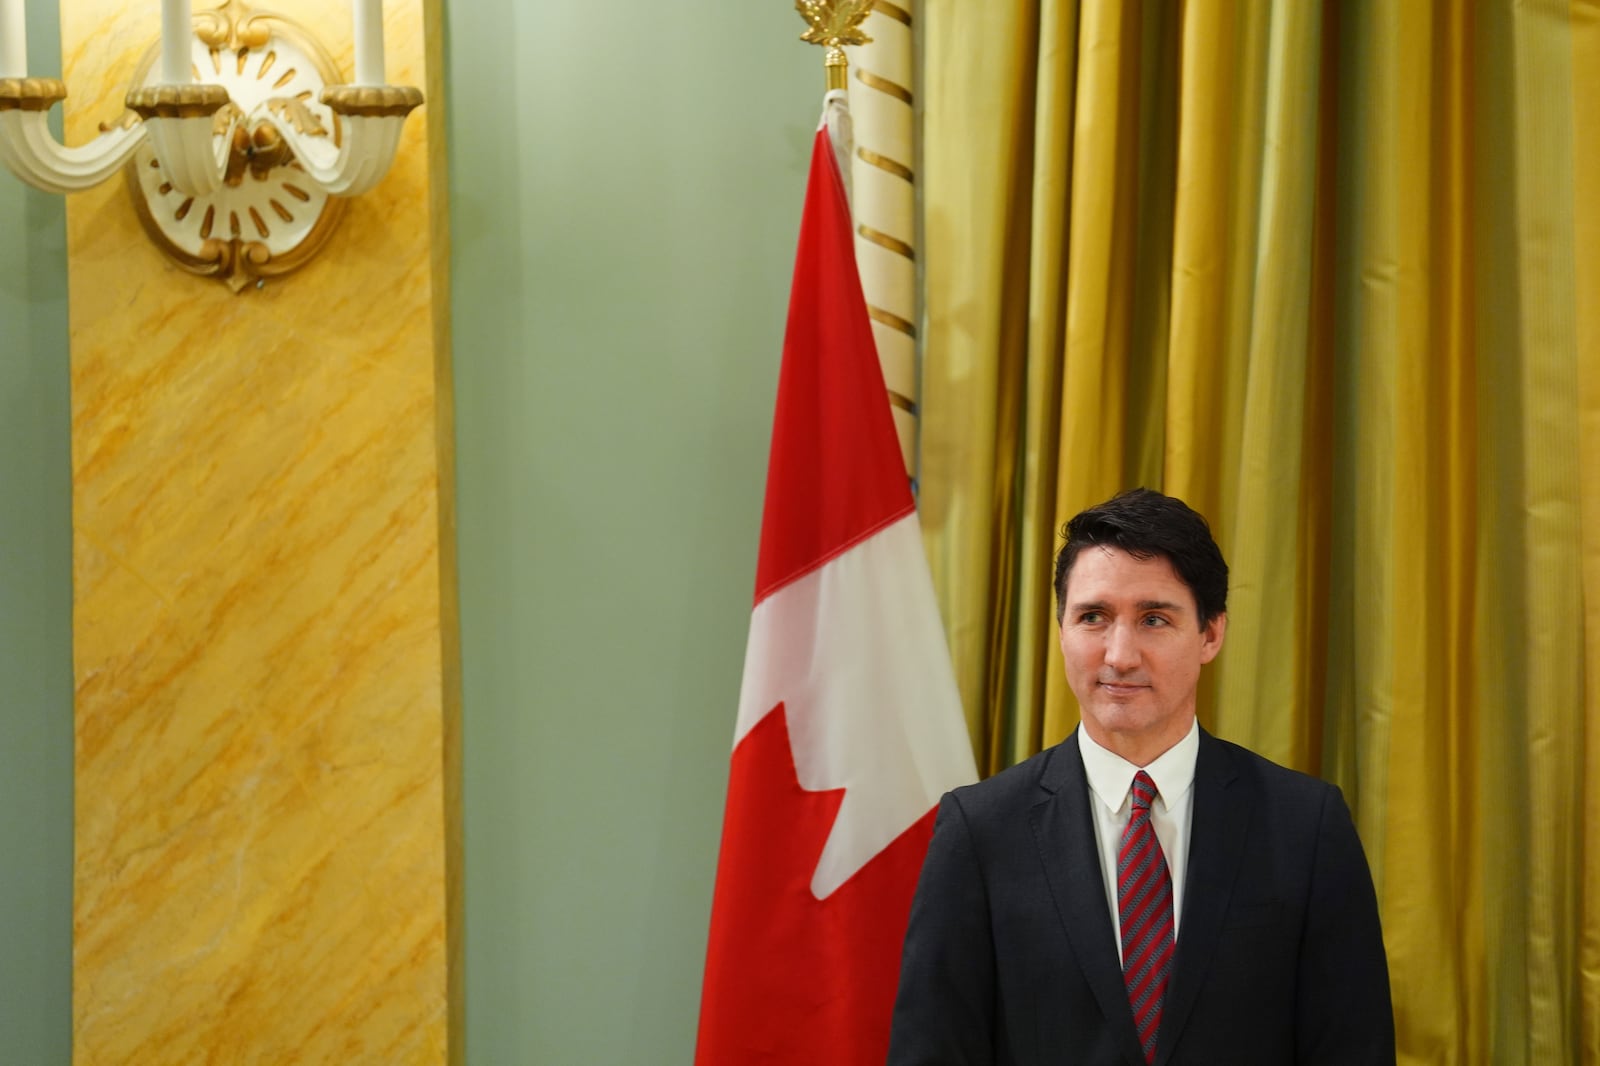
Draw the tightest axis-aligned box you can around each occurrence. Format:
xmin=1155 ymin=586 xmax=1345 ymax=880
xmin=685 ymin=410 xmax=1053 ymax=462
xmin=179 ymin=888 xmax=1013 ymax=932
xmin=0 ymin=2 xmax=820 ymax=1061
xmin=443 ymin=3 xmax=822 ymax=1062
xmin=0 ymin=8 xmax=73 ymax=1063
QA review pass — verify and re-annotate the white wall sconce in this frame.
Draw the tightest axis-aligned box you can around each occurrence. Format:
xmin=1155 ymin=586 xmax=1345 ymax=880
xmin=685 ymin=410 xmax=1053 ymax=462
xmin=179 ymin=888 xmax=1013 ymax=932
xmin=0 ymin=0 xmax=422 ymax=291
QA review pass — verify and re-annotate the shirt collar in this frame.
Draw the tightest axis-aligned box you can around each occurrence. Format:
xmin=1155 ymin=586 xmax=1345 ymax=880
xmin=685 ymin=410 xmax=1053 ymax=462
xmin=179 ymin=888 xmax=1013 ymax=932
xmin=1078 ymin=717 xmax=1200 ymax=814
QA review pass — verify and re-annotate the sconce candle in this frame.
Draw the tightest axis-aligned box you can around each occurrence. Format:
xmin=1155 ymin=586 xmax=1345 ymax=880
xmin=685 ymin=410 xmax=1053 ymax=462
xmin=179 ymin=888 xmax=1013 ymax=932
xmin=0 ymin=0 xmax=25 ymax=79
xmin=160 ymin=0 xmax=191 ymax=83
xmin=353 ymin=0 xmax=384 ymax=86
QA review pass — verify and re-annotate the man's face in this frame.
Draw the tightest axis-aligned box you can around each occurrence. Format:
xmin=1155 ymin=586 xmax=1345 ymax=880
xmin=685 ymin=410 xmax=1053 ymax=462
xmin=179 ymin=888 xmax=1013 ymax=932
xmin=1057 ymin=546 xmax=1226 ymax=764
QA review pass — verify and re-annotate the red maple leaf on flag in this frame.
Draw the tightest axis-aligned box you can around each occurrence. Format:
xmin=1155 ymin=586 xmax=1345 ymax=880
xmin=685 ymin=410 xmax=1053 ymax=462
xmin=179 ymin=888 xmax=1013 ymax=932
xmin=696 ymin=703 xmax=938 ymax=1064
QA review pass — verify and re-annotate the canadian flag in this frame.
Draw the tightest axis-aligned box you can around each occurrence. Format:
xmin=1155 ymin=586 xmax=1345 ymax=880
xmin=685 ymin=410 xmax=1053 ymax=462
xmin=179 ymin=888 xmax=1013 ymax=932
xmin=694 ymin=104 xmax=978 ymax=1065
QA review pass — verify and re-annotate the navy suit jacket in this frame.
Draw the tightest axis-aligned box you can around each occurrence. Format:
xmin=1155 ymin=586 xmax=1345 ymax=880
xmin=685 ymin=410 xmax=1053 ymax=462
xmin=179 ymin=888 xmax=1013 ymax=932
xmin=887 ymin=727 xmax=1394 ymax=1065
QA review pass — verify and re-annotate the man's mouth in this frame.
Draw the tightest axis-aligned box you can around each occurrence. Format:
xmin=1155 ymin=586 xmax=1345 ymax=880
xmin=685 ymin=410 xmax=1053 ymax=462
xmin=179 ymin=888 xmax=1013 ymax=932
xmin=1098 ymin=680 xmax=1149 ymax=695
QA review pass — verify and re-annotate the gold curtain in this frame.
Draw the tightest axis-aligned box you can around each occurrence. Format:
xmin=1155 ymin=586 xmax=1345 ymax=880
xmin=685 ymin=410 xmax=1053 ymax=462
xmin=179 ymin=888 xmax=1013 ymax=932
xmin=919 ymin=1 xmax=1600 ymax=1062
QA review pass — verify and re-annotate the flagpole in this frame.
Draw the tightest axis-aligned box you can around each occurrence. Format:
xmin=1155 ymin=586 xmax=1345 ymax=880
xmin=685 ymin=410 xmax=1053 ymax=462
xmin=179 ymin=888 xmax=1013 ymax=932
xmin=826 ymin=47 xmax=848 ymax=92
xmin=795 ymin=2 xmax=922 ymax=482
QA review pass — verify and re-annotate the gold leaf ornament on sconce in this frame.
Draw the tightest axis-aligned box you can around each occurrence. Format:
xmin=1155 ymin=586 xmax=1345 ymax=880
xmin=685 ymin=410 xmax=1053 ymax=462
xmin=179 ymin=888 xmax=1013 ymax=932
xmin=266 ymin=97 xmax=328 ymax=139
xmin=0 ymin=0 xmax=424 ymax=293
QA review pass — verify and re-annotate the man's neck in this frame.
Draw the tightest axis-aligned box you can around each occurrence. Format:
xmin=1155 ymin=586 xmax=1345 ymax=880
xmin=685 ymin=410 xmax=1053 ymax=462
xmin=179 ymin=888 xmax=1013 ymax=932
xmin=1080 ymin=715 xmax=1197 ymax=768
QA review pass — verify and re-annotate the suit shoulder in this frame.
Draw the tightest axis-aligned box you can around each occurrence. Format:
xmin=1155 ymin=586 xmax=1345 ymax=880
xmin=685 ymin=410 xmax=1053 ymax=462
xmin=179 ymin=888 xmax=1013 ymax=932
xmin=942 ymin=742 xmax=1063 ymax=819
xmin=1207 ymin=733 xmax=1342 ymax=814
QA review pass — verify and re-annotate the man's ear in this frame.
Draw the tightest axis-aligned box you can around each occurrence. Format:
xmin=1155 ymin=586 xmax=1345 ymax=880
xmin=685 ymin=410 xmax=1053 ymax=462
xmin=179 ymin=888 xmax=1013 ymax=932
xmin=1199 ymin=612 xmax=1227 ymax=664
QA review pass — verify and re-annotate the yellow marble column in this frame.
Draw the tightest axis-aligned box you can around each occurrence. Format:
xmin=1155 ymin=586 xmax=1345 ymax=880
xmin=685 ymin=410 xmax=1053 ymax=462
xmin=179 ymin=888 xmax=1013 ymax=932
xmin=60 ymin=1 xmax=459 ymax=1062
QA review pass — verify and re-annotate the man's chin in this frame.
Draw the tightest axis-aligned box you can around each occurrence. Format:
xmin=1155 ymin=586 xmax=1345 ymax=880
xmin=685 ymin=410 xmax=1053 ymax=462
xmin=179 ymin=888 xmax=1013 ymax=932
xmin=1084 ymin=703 xmax=1155 ymax=732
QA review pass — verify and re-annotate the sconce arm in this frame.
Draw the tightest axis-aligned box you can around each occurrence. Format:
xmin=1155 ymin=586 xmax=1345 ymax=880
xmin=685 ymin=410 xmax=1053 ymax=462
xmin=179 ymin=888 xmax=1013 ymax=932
xmin=250 ymin=85 xmax=421 ymax=197
xmin=0 ymin=78 xmax=148 ymax=194
xmin=126 ymin=84 xmax=235 ymax=196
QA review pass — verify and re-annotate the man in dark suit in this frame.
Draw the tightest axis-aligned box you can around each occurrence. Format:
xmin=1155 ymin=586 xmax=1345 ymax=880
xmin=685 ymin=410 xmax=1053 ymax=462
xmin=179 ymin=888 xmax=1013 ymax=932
xmin=887 ymin=488 xmax=1394 ymax=1065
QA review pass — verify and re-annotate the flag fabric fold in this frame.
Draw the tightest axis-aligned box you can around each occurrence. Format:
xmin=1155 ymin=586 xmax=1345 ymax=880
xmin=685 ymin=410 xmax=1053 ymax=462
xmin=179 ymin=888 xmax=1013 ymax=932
xmin=694 ymin=105 xmax=978 ymax=1066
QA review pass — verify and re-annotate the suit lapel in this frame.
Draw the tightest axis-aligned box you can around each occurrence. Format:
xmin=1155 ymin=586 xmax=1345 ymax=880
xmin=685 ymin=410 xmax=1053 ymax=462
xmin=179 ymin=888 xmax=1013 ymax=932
xmin=1154 ymin=729 xmax=1252 ymax=1066
xmin=1031 ymin=731 xmax=1148 ymax=1066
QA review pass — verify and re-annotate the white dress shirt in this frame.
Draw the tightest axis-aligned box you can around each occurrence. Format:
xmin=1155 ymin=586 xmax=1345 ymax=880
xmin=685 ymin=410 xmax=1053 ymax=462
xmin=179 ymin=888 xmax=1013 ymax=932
xmin=1077 ymin=718 xmax=1199 ymax=965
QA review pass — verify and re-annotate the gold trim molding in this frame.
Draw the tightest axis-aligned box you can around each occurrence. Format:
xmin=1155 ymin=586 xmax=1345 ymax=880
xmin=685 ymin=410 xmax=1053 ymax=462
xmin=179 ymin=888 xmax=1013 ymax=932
xmin=873 ymin=0 xmax=912 ymax=27
xmin=126 ymin=84 xmax=232 ymax=119
xmin=322 ymin=85 xmax=424 ymax=118
xmin=855 ymin=68 xmax=912 ymax=107
xmin=0 ymin=77 xmax=69 ymax=112
xmin=858 ymin=223 xmax=915 ymax=260
xmin=857 ymin=146 xmax=913 ymax=183
xmin=869 ymin=305 xmax=917 ymax=338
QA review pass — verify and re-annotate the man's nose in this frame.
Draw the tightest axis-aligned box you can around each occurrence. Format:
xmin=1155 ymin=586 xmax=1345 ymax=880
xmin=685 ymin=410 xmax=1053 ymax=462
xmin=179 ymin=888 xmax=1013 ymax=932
xmin=1104 ymin=622 xmax=1140 ymax=671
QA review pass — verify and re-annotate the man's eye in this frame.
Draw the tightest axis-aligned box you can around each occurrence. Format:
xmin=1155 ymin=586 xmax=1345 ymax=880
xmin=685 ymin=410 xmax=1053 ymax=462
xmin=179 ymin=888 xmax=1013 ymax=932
xmin=1142 ymin=615 xmax=1170 ymax=627
xmin=1079 ymin=611 xmax=1103 ymax=625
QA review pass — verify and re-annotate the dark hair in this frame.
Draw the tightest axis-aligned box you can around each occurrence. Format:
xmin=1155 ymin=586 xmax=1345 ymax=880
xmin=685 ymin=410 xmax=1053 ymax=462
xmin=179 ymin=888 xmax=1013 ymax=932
xmin=1053 ymin=488 xmax=1228 ymax=625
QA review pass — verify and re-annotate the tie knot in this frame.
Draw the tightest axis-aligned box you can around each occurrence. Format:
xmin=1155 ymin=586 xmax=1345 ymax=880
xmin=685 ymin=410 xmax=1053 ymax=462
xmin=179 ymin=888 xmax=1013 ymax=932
xmin=1130 ymin=771 xmax=1158 ymax=812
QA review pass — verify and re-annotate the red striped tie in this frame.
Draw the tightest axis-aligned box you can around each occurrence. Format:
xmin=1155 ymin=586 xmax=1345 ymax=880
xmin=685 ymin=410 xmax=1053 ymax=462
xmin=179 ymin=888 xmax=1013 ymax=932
xmin=1118 ymin=770 xmax=1174 ymax=1064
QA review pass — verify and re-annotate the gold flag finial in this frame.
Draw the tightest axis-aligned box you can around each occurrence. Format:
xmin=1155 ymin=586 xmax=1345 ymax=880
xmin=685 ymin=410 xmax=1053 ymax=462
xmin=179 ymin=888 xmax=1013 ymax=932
xmin=795 ymin=0 xmax=875 ymax=91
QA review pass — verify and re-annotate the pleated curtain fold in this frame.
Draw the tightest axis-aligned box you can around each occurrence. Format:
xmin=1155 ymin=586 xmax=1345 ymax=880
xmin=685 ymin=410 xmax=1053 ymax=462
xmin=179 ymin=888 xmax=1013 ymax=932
xmin=918 ymin=2 xmax=1600 ymax=1062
